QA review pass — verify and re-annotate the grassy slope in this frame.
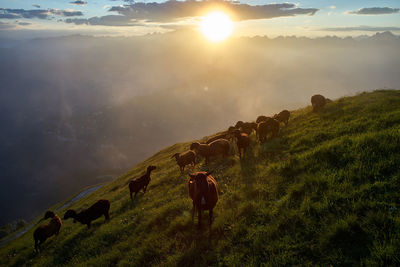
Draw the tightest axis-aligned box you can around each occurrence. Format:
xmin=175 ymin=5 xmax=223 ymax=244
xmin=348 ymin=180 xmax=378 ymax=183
xmin=1 ymin=90 xmax=399 ymax=266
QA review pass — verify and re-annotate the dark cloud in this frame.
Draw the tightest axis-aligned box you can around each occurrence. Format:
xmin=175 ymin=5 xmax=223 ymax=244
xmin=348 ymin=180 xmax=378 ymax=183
xmin=70 ymin=1 xmax=87 ymax=5
xmin=349 ymin=7 xmax=399 ymax=15
xmin=108 ymin=1 xmax=319 ymax=22
xmin=320 ymin=26 xmax=400 ymax=32
xmin=32 ymin=4 xmax=40 ymax=8
xmin=66 ymin=0 xmax=318 ymax=26
xmin=65 ymin=15 xmax=142 ymax=26
xmin=0 ymin=13 xmax=20 ymax=19
xmin=18 ymin=22 xmax=32 ymax=26
xmin=51 ymin=9 xmax=84 ymax=17
xmin=0 ymin=8 xmax=49 ymax=19
xmin=0 ymin=8 xmax=83 ymax=20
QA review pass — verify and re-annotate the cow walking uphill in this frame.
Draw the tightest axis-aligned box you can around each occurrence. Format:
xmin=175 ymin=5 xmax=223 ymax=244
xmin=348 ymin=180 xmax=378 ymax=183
xmin=129 ymin=165 xmax=157 ymax=200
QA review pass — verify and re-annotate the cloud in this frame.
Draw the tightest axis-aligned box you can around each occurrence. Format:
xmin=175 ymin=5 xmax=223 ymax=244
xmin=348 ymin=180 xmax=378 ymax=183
xmin=66 ymin=0 xmax=318 ymax=26
xmin=70 ymin=1 xmax=87 ymax=5
xmin=0 ymin=13 xmax=20 ymax=19
xmin=65 ymin=15 xmax=142 ymax=26
xmin=348 ymin=7 xmax=399 ymax=15
xmin=108 ymin=1 xmax=319 ymax=22
xmin=51 ymin=9 xmax=84 ymax=17
xmin=319 ymin=26 xmax=400 ymax=32
xmin=0 ymin=21 xmax=31 ymax=30
xmin=18 ymin=22 xmax=32 ymax=26
xmin=0 ymin=21 xmax=15 ymax=29
xmin=0 ymin=8 xmax=83 ymax=20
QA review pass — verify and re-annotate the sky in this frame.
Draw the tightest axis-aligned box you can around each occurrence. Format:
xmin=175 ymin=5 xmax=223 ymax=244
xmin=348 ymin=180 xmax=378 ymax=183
xmin=0 ymin=0 xmax=399 ymax=38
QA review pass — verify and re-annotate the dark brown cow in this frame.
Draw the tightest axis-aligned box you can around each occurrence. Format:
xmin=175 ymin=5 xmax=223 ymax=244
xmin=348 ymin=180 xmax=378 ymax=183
xmin=64 ymin=199 xmax=110 ymax=229
xmin=311 ymin=94 xmax=326 ymax=112
xmin=256 ymin=115 xmax=271 ymax=123
xmin=273 ymin=110 xmax=290 ymax=125
xmin=171 ymin=150 xmax=196 ymax=173
xmin=188 ymin=171 xmax=218 ymax=229
xmin=33 ymin=211 xmax=62 ymax=252
xmin=128 ymin=165 xmax=157 ymax=200
xmin=233 ymin=129 xmax=250 ymax=158
xmin=257 ymin=118 xmax=280 ymax=142
xmin=190 ymin=139 xmax=230 ymax=164
xmin=235 ymin=121 xmax=257 ymax=135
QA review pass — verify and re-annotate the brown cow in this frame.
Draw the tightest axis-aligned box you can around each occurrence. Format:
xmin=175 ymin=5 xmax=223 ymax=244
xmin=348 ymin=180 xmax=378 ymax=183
xmin=273 ymin=110 xmax=290 ymax=125
xmin=171 ymin=150 xmax=196 ymax=173
xmin=64 ymin=199 xmax=110 ymax=229
xmin=256 ymin=115 xmax=271 ymax=123
xmin=233 ymin=129 xmax=250 ymax=158
xmin=311 ymin=94 xmax=326 ymax=112
xmin=128 ymin=165 xmax=157 ymax=200
xmin=235 ymin=121 xmax=257 ymax=135
xmin=33 ymin=211 xmax=62 ymax=252
xmin=190 ymin=139 xmax=230 ymax=164
xmin=188 ymin=171 xmax=218 ymax=229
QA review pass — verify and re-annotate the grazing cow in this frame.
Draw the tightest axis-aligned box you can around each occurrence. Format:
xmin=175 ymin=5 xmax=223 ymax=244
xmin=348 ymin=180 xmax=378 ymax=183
xmin=311 ymin=94 xmax=326 ymax=112
xmin=190 ymin=139 xmax=230 ymax=164
xmin=235 ymin=121 xmax=257 ymax=135
xmin=33 ymin=211 xmax=62 ymax=252
xmin=273 ymin=110 xmax=290 ymax=125
xmin=256 ymin=115 xmax=271 ymax=123
xmin=64 ymin=199 xmax=110 ymax=229
xmin=257 ymin=118 xmax=280 ymax=142
xmin=171 ymin=150 xmax=196 ymax=173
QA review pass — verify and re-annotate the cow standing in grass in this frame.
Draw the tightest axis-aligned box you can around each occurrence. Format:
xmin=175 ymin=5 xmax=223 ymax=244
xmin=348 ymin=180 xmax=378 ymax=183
xmin=188 ymin=171 xmax=218 ymax=229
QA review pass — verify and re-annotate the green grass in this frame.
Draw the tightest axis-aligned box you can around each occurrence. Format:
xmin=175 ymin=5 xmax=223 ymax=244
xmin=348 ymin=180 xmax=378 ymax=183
xmin=1 ymin=90 xmax=399 ymax=266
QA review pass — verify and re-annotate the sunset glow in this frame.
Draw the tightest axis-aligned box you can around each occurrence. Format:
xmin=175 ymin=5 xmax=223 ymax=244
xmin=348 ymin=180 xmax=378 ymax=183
xmin=200 ymin=11 xmax=234 ymax=42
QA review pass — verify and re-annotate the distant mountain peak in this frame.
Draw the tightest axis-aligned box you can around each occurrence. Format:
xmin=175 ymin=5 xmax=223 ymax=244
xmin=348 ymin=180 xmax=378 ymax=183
xmin=369 ymin=31 xmax=399 ymax=41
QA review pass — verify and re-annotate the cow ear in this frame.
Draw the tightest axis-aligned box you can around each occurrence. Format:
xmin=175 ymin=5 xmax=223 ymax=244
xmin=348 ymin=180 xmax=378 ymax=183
xmin=206 ymin=171 xmax=213 ymax=176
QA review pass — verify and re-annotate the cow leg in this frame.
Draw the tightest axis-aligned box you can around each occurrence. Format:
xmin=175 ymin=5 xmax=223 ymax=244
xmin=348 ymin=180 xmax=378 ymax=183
xmin=130 ymin=191 xmax=133 ymax=200
xmin=209 ymin=209 xmax=213 ymax=227
xmin=192 ymin=203 xmax=195 ymax=221
xmin=104 ymin=211 xmax=110 ymax=221
xmin=35 ymin=239 xmax=39 ymax=253
xmin=198 ymin=208 xmax=202 ymax=229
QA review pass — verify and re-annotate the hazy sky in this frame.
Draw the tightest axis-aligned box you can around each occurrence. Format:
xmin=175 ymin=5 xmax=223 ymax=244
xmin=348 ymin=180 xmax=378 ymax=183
xmin=0 ymin=0 xmax=399 ymax=38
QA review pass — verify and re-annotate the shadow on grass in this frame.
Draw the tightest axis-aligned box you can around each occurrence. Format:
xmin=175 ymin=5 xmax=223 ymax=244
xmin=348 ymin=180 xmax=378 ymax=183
xmin=50 ymin=225 xmax=98 ymax=265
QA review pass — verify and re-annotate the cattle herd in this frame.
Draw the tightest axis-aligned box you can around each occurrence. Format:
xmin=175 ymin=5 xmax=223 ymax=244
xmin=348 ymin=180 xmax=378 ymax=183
xmin=33 ymin=94 xmax=327 ymax=252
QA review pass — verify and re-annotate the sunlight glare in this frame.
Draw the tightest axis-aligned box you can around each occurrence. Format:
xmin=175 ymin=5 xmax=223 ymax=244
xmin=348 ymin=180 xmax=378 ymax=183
xmin=200 ymin=11 xmax=234 ymax=42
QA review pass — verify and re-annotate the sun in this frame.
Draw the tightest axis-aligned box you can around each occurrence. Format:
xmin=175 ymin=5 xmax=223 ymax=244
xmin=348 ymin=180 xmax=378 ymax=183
xmin=200 ymin=11 xmax=234 ymax=42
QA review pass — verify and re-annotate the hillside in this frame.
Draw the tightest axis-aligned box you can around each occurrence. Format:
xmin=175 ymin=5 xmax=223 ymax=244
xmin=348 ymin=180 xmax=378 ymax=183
xmin=1 ymin=90 xmax=399 ymax=266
